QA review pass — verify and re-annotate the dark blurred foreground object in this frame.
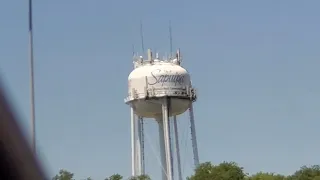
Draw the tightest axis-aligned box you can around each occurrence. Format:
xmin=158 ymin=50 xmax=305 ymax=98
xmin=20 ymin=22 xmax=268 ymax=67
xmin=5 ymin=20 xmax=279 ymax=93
xmin=0 ymin=81 xmax=47 ymax=180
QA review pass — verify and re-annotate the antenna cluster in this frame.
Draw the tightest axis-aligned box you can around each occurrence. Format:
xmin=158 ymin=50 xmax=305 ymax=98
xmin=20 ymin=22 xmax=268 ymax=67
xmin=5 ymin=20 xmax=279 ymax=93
xmin=133 ymin=49 xmax=182 ymax=68
xmin=132 ymin=21 xmax=178 ymax=68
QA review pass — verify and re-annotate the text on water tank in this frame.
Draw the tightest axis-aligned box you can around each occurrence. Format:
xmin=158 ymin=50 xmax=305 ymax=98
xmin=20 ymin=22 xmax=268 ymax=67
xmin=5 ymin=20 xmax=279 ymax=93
xmin=147 ymin=69 xmax=185 ymax=86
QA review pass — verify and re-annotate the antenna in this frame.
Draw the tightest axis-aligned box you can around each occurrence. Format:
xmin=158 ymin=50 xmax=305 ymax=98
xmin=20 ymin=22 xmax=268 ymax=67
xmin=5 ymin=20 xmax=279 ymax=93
xmin=140 ymin=21 xmax=145 ymax=53
xmin=169 ymin=21 xmax=173 ymax=59
xmin=132 ymin=44 xmax=135 ymax=56
xmin=154 ymin=47 xmax=158 ymax=59
xmin=28 ymin=0 xmax=36 ymax=155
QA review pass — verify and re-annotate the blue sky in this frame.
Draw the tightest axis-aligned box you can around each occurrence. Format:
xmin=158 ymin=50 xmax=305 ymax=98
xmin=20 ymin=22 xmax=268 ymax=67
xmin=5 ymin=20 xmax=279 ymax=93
xmin=1 ymin=0 xmax=320 ymax=179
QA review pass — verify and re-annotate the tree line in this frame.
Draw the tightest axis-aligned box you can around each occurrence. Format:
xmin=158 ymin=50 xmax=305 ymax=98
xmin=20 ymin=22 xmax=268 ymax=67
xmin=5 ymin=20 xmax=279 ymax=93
xmin=52 ymin=161 xmax=320 ymax=180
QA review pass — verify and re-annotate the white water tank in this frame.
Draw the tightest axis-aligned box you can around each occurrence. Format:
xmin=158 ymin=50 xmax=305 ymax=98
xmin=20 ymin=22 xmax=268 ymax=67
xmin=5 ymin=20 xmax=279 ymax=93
xmin=125 ymin=50 xmax=196 ymax=118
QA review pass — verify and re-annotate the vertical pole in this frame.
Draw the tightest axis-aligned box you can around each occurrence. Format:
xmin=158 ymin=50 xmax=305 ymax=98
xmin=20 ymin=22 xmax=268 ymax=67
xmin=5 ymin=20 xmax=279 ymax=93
xmin=140 ymin=117 xmax=145 ymax=175
xmin=157 ymin=117 xmax=167 ymax=180
xmin=168 ymin=103 xmax=174 ymax=179
xmin=189 ymin=104 xmax=200 ymax=167
xmin=169 ymin=21 xmax=173 ymax=59
xmin=29 ymin=0 xmax=36 ymax=155
xmin=131 ymin=107 xmax=136 ymax=176
xmin=162 ymin=97 xmax=173 ymax=180
xmin=173 ymin=116 xmax=183 ymax=180
xmin=140 ymin=21 xmax=145 ymax=53
xmin=136 ymin=116 xmax=142 ymax=175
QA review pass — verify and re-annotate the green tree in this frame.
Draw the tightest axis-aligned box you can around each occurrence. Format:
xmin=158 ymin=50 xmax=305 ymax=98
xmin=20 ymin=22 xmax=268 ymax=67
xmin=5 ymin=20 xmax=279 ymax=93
xmin=105 ymin=174 xmax=123 ymax=180
xmin=249 ymin=172 xmax=286 ymax=180
xmin=52 ymin=169 xmax=75 ymax=180
xmin=128 ymin=174 xmax=151 ymax=180
xmin=52 ymin=162 xmax=320 ymax=180
xmin=187 ymin=161 xmax=246 ymax=180
xmin=82 ymin=178 xmax=93 ymax=180
xmin=187 ymin=162 xmax=214 ymax=180
xmin=289 ymin=165 xmax=320 ymax=180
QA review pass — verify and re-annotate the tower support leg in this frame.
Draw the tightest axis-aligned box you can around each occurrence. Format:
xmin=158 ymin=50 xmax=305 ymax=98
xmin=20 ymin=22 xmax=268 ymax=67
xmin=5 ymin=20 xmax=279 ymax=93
xmin=131 ymin=107 xmax=137 ymax=176
xmin=157 ymin=117 xmax=167 ymax=180
xmin=169 ymin=116 xmax=174 ymax=180
xmin=173 ymin=116 xmax=183 ymax=180
xmin=139 ymin=117 xmax=145 ymax=175
xmin=162 ymin=97 xmax=173 ymax=180
xmin=136 ymin=116 xmax=142 ymax=175
xmin=189 ymin=104 xmax=200 ymax=167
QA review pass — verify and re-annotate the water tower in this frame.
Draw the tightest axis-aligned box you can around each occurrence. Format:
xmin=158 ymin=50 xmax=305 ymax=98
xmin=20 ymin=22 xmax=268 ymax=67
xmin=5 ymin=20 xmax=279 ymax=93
xmin=125 ymin=49 xmax=199 ymax=180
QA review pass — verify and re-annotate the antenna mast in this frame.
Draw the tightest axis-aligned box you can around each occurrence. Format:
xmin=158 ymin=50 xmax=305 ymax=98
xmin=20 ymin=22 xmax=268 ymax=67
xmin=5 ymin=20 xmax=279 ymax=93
xmin=132 ymin=44 xmax=136 ymax=57
xmin=169 ymin=21 xmax=173 ymax=58
xmin=28 ymin=0 xmax=36 ymax=155
xmin=140 ymin=21 xmax=145 ymax=53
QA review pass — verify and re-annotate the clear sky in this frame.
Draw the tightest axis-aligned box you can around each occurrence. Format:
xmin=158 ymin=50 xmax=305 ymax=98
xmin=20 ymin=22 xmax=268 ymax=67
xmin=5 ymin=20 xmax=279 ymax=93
xmin=1 ymin=0 xmax=320 ymax=179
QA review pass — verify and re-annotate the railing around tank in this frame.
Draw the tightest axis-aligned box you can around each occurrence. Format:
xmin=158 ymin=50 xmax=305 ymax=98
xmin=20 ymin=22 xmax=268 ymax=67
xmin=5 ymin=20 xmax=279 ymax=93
xmin=124 ymin=87 xmax=196 ymax=103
